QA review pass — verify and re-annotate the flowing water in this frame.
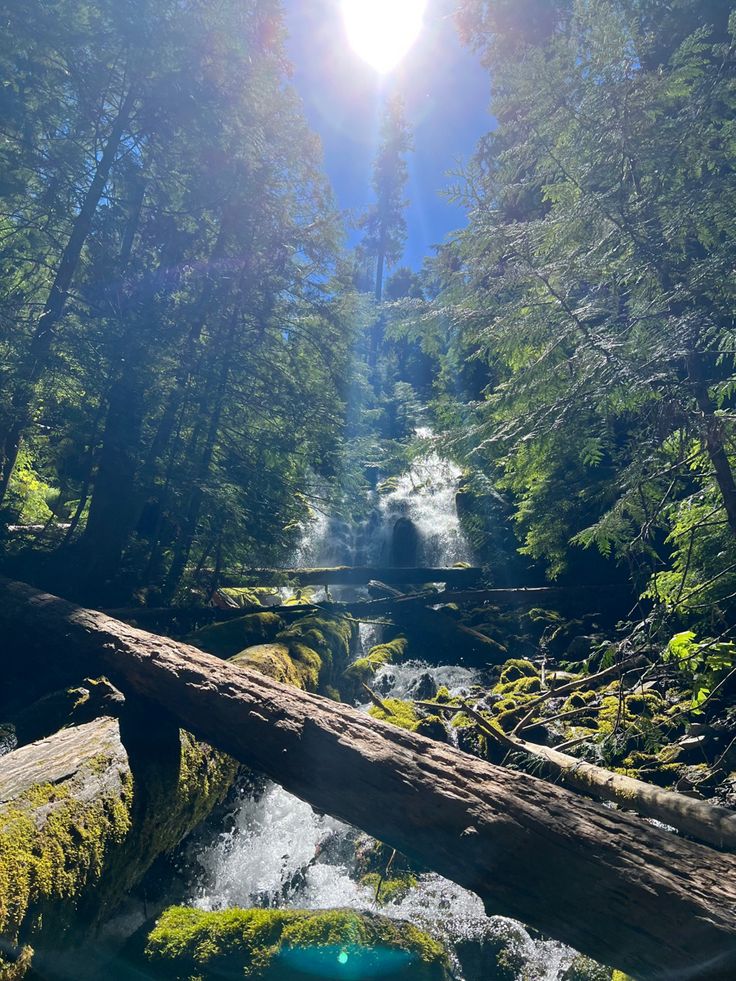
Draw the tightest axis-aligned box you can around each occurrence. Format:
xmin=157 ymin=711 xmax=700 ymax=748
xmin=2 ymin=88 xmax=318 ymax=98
xmin=183 ymin=438 xmax=576 ymax=979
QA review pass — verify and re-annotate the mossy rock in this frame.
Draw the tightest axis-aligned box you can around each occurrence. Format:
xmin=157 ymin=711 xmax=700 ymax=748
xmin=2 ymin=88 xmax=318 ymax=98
xmin=498 ymin=659 xmax=539 ymax=685
xmin=368 ymin=699 xmax=420 ymax=732
xmin=145 ymin=906 xmax=451 ymax=980
xmin=360 ymin=871 xmax=418 ymax=905
xmin=230 ymin=614 xmax=355 ymax=694
xmin=231 ymin=644 xmax=319 ymax=691
xmin=493 ymin=675 xmax=542 ymax=700
xmin=188 ymin=613 xmax=284 ymax=659
xmin=277 ymin=614 xmax=354 ymax=687
xmin=562 ymin=954 xmax=613 ymax=980
xmin=343 ymin=637 xmax=408 ymax=699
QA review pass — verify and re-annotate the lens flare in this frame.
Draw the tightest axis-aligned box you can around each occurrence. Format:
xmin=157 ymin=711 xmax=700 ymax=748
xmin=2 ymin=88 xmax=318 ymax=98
xmin=342 ymin=0 xmax=427 ymax=74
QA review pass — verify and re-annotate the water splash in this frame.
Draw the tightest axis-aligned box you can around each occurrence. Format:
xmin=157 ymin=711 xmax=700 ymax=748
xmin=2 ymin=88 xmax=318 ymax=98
xmin=377 ymin=445 xmax=472 ymax=567
xmin=188 ymin=782 xmax=575 ymax=980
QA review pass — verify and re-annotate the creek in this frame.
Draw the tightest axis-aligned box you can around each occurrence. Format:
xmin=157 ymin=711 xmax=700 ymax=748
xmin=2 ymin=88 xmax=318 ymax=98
xmin=174 ymin=440 xmax=577 ymax=980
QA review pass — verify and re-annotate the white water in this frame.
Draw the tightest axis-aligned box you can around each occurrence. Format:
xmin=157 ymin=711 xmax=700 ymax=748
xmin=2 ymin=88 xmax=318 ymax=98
xmin=185 ymin=440 xmax=576 ymax=979
xmin=188 ymin=782 xmax=574 ymax=981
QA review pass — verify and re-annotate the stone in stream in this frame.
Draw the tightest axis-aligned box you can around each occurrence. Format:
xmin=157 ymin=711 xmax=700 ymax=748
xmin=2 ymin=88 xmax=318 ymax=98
xmin=144 ymin=906 xmax=452 ymax=980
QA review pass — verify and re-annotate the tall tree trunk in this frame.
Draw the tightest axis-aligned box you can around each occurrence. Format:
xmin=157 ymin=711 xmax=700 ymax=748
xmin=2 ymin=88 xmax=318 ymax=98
xmin=687 ymin=350 xmax=736 ymax=536
xmin=2 ymin=578 xmax=736 ymax=981
xmin=0 ymin=87 xmax=137 ymax=505
xmin=161 ymin=306 xmax=238 ymax=599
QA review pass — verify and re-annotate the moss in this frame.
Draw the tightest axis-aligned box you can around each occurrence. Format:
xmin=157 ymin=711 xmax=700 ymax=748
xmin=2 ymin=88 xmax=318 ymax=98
xmin=0 ymin=945 xmax=33 ymax=980
xmin=562 ymin=955 xmax=612 ymax=980
xmin=188 ymin=613 xmax=284 ymax=659
xmin=0 ymin=722 xmax=237 ymax=966
xmin=360 ymin=872 xmax=418 ymax=905
xmin=493 ymin=675 xmax=542 ymax=699
xmin=343 ymin=637 xmax=408 ymax=694
xmin=0 ymin=762 xmax=133 ymax=949
xmin=562 ymin=690 xmax=597 ymax=713
xmin=368 ymin=699 xmax=420 ymax=732
xmin=231 ymin=644 xmax=315 ymax=690
xmin=145 ymin=906 xmax=450 ymax=980
xmin=276 ymin=614 xmax=354 ymax=689
xmin=498 ymin=659 xmax=539 ymax=685
xmin=415 ymin=715 xmax=448 ymax=742
xmin=597 ymin=691 xmax=665 ymax=736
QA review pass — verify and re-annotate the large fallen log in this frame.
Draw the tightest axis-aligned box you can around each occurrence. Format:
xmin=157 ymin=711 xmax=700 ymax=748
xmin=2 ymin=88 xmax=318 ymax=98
xmin=231 ymin=565 xmax=484 ymax=587
xmin=2 ymin=579 xmax=736 ymax=981
xmin=0 ymin=711 xmax=237 ymax=970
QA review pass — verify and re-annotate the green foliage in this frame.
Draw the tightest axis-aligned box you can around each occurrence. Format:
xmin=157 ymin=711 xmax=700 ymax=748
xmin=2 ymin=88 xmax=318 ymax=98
xmin=419 ymin=0 xmax=736 ymax=602
xmin=664 ymin=631 xmax=736 ymax=711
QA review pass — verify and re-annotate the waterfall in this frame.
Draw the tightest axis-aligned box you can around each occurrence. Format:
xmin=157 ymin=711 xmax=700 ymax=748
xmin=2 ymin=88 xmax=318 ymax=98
xmin=184 ymin=440 xmax=577 ymax=980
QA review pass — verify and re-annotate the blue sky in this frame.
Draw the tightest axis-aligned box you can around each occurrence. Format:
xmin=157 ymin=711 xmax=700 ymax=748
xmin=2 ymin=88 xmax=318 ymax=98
xmin=283 ymin=0 xmax=493 ymax=269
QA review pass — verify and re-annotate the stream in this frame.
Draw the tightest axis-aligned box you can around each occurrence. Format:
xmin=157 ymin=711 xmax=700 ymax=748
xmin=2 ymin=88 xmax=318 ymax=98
xmin=175 ymin=440 xmax=578 ymax=980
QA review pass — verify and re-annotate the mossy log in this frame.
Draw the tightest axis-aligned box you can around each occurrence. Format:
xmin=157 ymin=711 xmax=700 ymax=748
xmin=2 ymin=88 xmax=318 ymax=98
xmin=1 ymin=580 xmax=736 ymax=980
xmin=144 ymin=905 xmax=450 ymax=980
xmin=0 ymin=713 xmax=237 ymax=976
xmin=231 ymin=566 xmax=484 ymax=587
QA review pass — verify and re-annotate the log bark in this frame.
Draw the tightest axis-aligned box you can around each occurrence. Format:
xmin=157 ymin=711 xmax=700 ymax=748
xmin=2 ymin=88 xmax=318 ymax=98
xmin=0 ymin=708 xmax=237 ymax=965
xmin=434 ymin=702 xmax=736 ymax=852
xmin=105 ymin=583 xmax=632 ymax=631
xmin=2 ymin=579 xmax=736 ymax=980
xmin=230 ymin=566 xmax=484 ymax=587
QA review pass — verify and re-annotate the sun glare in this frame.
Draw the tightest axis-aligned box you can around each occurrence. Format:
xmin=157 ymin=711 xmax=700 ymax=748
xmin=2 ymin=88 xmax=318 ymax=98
xmin=342 ymin=0 xmax=427 ymax=75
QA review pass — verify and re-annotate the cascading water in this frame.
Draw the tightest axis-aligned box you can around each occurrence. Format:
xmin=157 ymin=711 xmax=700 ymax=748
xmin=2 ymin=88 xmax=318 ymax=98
xmin=183 ymin=438 xmax=576 ymax=979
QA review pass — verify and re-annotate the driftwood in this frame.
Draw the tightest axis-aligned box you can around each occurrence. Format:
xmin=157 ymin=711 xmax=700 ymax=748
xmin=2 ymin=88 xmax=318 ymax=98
xmin=2 ymin=579 xmax=736 ymax=980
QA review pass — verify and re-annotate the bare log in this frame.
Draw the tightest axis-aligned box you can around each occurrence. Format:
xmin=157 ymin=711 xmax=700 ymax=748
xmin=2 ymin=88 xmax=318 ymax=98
xmin=2 ymin=579 xmax=736 ymax=980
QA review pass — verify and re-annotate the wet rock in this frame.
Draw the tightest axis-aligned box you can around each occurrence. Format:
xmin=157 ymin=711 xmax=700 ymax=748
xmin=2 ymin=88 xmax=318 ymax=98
xmin=408 ymin=671 xmax=437 ymax=701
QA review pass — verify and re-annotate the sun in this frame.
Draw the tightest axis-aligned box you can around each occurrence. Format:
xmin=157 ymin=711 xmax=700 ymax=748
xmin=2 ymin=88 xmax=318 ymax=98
xmin=342 ymin=0 xmax=427 ymax=75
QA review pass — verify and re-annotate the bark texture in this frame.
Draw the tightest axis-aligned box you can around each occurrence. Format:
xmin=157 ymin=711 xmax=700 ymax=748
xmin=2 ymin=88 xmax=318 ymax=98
xmin=2 ymin=579 xmax=736 ymax=980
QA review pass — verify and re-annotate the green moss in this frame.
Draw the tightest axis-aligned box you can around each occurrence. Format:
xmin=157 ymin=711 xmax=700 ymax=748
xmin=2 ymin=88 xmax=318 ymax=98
xmin=0 ymin=764 xmax=133 ymax=949
xmin=0 ymin=722 xmax=237 ymax=967
xmin=563 ymin=955 xmax=612 ymax=980
xmin=368 ymin=699 xmax=420 ymax=732
xmin=597 ymin=691 xmax=665 ymax=736
xmin=343 ymin=637 xmax=408 ymax=694
xmin=231 ymin=644 xmax=315 ymax=690
xmin=498 ymin=659 xmax=539 ymax=685
xmin=276 ymin=614 xmax=354 ymax=688
xmin=188 ymin=613 xmax=284 ymax=659
xmin=145 ymin=906 xmax=450 ymax=980
xmin=360 ymin=872 xmax=418 ymax=905
xmin=493 ymin=675 xmax=542 ymax=699
xmin=0 ymin=944 xmax=33 ymax=980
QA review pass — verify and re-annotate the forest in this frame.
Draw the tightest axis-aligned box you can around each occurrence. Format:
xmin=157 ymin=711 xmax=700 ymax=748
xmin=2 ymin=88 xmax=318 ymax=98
xmin=1 ymin=1 xmax=736 ymax=979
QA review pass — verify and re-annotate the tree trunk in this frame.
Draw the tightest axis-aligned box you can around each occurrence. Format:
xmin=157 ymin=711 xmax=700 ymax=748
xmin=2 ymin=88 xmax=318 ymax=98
xmin=2 ymin=579 xmax=736 ymax=980
xmin=687 ymin=350 xmax=736 ymax=537
xmin=0 ymin=88 xmax=137 ymax=505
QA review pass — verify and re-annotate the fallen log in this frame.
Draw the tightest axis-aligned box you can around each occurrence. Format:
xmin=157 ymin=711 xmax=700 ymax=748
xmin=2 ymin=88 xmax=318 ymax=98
xmin=0 ymin=712 xmax=237 ymax=967
xmin=2 ymin=579 xmax=736 ymax=981
xmin=231 ymin=566 xmax=484 ymax=587
xmin=106 ymin=584 xmax=633 ymax=631
xmin=425 ymin=701 xmax=736 ymax=852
